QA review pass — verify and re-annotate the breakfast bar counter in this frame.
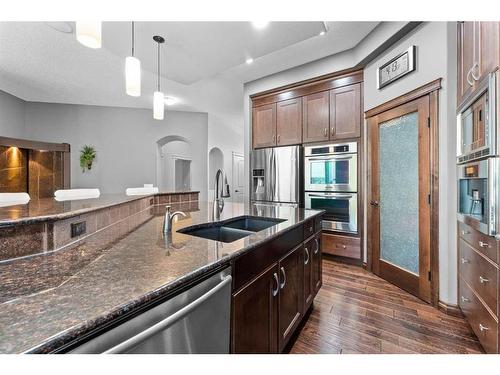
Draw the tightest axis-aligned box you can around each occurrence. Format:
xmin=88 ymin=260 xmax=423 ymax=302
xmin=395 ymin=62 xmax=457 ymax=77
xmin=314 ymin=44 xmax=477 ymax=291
xmin=0 ymin=201 xmax=323 ymax=353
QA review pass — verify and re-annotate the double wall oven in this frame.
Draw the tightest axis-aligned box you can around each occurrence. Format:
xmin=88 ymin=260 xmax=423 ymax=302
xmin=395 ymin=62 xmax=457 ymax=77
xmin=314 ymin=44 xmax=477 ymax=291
xmin=304 ymin=142 xmax=358 ymax=234
xmin=457 ymin=72 xmax=500 ymax=237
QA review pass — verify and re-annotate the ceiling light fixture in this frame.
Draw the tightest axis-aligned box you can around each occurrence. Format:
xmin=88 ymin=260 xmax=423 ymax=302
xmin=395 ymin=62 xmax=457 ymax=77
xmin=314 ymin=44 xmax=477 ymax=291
xmin=164 ymin=96 xmax=178 ymax=106
xmin=246 ymin=57 xmax=254 ymax=65
xmin=125 ymin=21 xmax=141 ymax=97
xmin=153 ymin=35 xmax=165 ymax=120
xmin=251 ymin=21 xmax=269 ymax=29
xmin=76 ymin=21 xmax=102 ymax=49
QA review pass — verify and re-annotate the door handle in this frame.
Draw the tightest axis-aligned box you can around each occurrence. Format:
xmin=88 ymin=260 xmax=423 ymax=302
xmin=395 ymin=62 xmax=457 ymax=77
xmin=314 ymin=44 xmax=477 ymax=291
xmin=461 ymin=296 xmax=470 ymax=303
xmin=466 ymin=67 xmax=474 ymax=86
xmin=304 ymin=247 xmax=310 ymax=265
xmin=314 ymin=238 xmax=319 ymax=254
xmin=479 ymin=276 xmax=489 ymax=284
xmin=370 ymin=200 xmax=379 ymax=207
xmin=277 ymin=134 xmax=280 ymax=143
xmin=280 ymin=267 xmax=286 ymax=289
xmin=478 ymin=241 xmax=490 ymax=248
xmin=479 ymin=323 xmax=489 ymax=332
xmin=471 ymin=62 xmax=480 ymax=81
xmin=330 ymin=127 xmax=335 ymax=136
xmin=323 ymin=128 xmax=328 ymax=137
xmin=272 ymin=272 xmax=279 ymax=297
xmin=461 ymin=257 xmax=470 ymax=264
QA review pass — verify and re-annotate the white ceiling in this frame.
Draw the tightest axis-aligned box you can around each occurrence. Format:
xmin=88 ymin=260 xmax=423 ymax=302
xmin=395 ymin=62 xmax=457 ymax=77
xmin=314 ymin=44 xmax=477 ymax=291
xmin=0 ymin=21 xmax=379 ymax=114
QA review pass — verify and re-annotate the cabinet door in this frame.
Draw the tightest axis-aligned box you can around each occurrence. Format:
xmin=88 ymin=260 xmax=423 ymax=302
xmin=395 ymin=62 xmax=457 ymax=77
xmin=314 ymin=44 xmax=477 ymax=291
xmin=476 ymin=22 xmax=500 ymax=82
xmin=303 ymin=239 xmax=314 ymax=312
xmin=231 ymin=264 xmax=279 ymax=353
xmin=278 ymin=244 xmax=304 ymax=352
xmin=252 ymin=103 xmax=276 ymax=149
xmin=302 ymin=91 xmax=330 ymax=143
xmin=312 ymin=233 xmax=322 ymax=294
xmin=457 ymin=21 xmax=475 ymax=106
xmin=276 ymin=98 xmax=302 ymax=146
xmin=330 ymin=83 xmax=361 ymax=139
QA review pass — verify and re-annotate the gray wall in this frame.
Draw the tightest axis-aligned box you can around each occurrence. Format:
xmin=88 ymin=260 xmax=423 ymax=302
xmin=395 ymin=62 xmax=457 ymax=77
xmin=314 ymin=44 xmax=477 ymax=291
xmin=364 ymin=22 xmax=457 ymax=305
xmin=0 ymin=89 xmax=25 ymax=138
xmin=23 ymin=103 xmax=209 ymax=200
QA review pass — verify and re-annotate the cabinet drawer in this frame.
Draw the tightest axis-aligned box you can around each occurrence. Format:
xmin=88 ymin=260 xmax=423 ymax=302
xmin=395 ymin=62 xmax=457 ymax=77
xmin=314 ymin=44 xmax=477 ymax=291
xmin=459 ymin=239 xmax=499 ymax=316
xmin=459 ymin=276 xmax=498 ymax=353
xmin=458 ymin=222 xmax=498 ymax=263
xmin=322 ymin=232 xmax=360 ymax=259
xmin=303 ymin=219 xmax=315 ymax=239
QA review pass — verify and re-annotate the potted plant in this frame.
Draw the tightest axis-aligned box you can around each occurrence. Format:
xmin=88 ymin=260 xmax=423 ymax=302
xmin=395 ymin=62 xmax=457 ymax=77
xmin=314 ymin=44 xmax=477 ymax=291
xmin=80 ymin=145 xmax=97 ymax=172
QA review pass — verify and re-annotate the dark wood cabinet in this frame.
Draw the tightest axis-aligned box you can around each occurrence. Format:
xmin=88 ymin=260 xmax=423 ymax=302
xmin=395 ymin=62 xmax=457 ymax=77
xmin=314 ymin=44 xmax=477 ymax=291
xmin=312 ymin=233 xmax=322 ymax=293
xmin=457 ymin=21 xmax=500 ymax=107
xmin=252 ymin=103 xmax=276 ymax=149
xmin=303 ymin=239 xmax=313 ymax=312
xmin=330 ymin=83 xmax=361 ymax=139
xmin=231 ymin=264 xmax=279 ymax=354
xmin=278 ymin=244 xmax=304 ymax=352
xmin=302 ymin=91 xmax=330 ymax=143
xmin=276 ymin=98 xmax=302 ymax=146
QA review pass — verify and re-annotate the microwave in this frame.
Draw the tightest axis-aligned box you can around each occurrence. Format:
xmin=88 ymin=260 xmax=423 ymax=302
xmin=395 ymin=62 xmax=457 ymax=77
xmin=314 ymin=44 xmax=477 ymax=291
xmin=457 ymin=158 xmax=500 ymax=236
xmin=457 ymin=72 xmax=498 ymax=164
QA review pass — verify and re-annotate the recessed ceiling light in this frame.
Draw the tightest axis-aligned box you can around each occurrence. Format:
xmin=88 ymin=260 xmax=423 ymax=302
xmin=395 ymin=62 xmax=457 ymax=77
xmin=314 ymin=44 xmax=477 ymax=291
xmin=246 ymin=58 xmax=254 ymax=65
xmin=319 ymin=31 xmax=326 ymax=36
xmin=164 ymin=96 xmax=179 ymax=106
xmin=251 ymin=21 xmax=269 ymax=29
xmin=45 ymin=22 xmax=73 ymax=34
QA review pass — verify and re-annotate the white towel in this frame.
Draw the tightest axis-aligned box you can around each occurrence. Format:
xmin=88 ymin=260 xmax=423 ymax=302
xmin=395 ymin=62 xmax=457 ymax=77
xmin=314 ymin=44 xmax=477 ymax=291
xmin=0 ymin=193 xmax=30 ymax=207
xmin=54 ymin=188 xmax=100 ymax=201
xmin=126 ymin=187 xmax=159 ymax=196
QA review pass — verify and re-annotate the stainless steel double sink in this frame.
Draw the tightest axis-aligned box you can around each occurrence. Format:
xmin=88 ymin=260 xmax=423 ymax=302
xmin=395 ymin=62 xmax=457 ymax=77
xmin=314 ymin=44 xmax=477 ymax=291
xmin=177 ymin=216 xmax=286 ymax=243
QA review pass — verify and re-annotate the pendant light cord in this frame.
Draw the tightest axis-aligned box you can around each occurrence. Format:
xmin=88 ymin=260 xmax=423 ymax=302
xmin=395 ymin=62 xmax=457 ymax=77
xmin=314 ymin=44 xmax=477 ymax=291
xmin=131 ymin=21 xmax=135 ymax=57
xmin=157 ymin=41 xmax=160 ymax=91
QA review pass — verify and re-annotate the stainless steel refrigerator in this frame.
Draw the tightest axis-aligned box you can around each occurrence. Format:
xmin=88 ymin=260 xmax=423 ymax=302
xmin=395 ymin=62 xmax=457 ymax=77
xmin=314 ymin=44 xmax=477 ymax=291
xmin=250 ymin=146 xmax=303 ymax=206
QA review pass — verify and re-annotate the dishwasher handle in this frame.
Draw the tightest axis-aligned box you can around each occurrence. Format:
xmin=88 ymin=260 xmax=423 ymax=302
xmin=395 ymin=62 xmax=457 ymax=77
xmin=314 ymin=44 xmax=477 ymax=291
xmin=104 ymin=275 xmax=232 ymax=354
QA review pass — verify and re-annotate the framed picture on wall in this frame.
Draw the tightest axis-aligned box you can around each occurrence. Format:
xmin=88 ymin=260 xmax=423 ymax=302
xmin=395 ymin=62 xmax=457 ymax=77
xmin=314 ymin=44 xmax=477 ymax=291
xmin=377 ymin=45 xmax=416 ymax=89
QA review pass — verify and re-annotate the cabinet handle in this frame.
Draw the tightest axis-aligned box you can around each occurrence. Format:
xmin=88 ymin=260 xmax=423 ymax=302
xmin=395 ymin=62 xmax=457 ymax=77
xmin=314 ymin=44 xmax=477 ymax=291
xmin=330 ymin=127 xmax=335 ymax=136
xmin=479 ymin=323 xmax=489 ymax=332
xmin=304 ymin=248 xmax=310 ymax=265
xmin=478 ymin=241 xmax=490 ymax=248
xmin=323 ymin=128 xmax=328 ymax=137
xmin=280 ymin=267 xmax=286 ymax=289
xmin=272 ymin=272 xmax=279 ymax=297
xmin=461 ymin=230 xmax=470 ymax=236
xmin=314 ymin=238 xmax=319 ymax=254
xmin=309 ymin=226 xmax=313 ymax=233
xmin=461 ymin=257 xmax=470 ymax=264
xmin=471 ymin=62 xmax=480 ymax=81
xmin=466 ymin=68 xmax=474 ymax=86
xmin=277 ymin=134 xmax=280 ymax=143
xmin=272 ymin=134 xmax=276 ymax=143
xmin=461 ymin=296 xmax=470 ymax=303
xmin=479 ymin=276 xmax=489 ymax=284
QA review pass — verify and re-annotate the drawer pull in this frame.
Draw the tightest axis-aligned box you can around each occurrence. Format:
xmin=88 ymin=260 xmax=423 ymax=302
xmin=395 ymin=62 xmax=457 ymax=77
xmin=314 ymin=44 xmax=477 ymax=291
xmin=461 ymin=296 xmax=470 ymax=303
xmin=461 ymin=257 xmax=470 ymax=264
xmin=314 ymin=238 xmax=319 ymax=254
xmin=479 ymin=276 xmax=489 ymax=284
xmin=461 ymin=230 xmax=470 ymax=236
xmin=478 ymin=241 xmax=491 ymax=248
xmin=479 ymin=323 xmax=489 ymax=332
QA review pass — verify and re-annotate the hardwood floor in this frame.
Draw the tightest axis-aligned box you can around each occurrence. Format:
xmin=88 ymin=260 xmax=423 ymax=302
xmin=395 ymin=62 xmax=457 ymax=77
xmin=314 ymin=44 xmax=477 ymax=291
xmin=289 ymin=257 xmax=484 ymax=354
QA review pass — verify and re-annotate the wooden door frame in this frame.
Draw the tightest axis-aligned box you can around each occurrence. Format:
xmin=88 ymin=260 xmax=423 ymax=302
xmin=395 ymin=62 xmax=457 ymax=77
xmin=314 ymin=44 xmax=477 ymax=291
xmin=365 ymin=79 xmax=441 ymax=307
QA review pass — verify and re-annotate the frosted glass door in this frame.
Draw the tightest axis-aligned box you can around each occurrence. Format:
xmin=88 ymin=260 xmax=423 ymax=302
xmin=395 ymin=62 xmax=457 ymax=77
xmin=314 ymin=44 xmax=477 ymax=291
xmin=379 ymin=112 xmax=419 ymax=275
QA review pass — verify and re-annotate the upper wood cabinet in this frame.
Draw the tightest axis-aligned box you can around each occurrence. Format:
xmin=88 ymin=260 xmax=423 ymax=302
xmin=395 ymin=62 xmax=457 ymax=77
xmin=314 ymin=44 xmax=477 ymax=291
xmin=276 ymin=98 xmax=302 ymax=146
xmin=457 ymin=21 xmax=500 ymax=107
xmin=330 ymin=83 xmax=361 ymax=139
xmin=302 ymin=91 xmax=330 ymax=143
xmin=252 ymin=103 xmax=276 ymax=149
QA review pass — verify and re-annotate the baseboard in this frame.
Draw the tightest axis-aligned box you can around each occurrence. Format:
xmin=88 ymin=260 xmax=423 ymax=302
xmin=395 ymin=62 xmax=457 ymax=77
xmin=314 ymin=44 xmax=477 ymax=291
xmin=323 ymin=253 xmax=363 ymax=266
xmin=438 ymin=301 xmax=463 ymax=318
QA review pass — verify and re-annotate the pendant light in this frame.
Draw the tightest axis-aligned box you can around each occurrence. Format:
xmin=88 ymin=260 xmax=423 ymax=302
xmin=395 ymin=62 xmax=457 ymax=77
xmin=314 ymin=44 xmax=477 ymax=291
xmin=125 ymin=22 xmax=141 ymax=97
xmin=76 ymin=21 xmax=102 ymax=49
xmin=153 ymin=35 xmax=165 ymax=120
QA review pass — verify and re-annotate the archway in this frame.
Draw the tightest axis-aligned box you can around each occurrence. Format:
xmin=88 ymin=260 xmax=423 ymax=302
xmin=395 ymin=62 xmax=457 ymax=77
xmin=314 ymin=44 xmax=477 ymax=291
xmin=208 ymin=147 xmax=224 ymax=200
xmin=156 ymin=135 xmax=192 ymax=192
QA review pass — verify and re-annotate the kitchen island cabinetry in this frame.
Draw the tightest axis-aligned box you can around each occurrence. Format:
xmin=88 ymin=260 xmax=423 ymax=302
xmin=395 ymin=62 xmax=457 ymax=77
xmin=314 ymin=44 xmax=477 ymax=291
xmin=231 ymin=219 xmax=323 ymax=353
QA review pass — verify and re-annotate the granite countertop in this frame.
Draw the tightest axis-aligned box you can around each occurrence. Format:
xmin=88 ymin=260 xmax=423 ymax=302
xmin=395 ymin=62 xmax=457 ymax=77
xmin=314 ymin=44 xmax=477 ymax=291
xmin=0 ymin=201 xmax=323 ymax=354
xmin=0 ymin=191 xmax=199 ymax=227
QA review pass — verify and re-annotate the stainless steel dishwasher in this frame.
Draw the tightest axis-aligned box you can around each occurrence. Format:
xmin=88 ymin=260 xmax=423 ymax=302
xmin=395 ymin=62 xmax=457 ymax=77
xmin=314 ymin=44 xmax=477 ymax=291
xmin=71 ymin=267 xmax=232 ymax=354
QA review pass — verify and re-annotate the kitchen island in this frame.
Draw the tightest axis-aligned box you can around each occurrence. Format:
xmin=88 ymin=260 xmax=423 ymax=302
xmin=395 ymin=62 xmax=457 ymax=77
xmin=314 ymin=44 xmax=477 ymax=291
xmin=0 ymin=199 xmax=323 ymax=353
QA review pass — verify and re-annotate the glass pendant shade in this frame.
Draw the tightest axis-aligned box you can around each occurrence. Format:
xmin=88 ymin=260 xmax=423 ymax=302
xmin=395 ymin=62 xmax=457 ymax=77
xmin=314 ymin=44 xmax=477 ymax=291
xmin=153 ymin=91 xmax=165 ymax=120
xmin=76 ymin=21 xmax=102 ymax=49
xmin=125 ymin=56 xmax=141 ymax=97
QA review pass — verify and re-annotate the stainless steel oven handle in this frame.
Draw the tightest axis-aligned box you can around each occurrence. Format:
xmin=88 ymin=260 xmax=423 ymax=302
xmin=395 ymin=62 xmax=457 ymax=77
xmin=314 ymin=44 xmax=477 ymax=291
xmin=308 ymin=193 xmax=354 ymax=198
xmin=306 ymin=156 xmax=354 ymax=161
